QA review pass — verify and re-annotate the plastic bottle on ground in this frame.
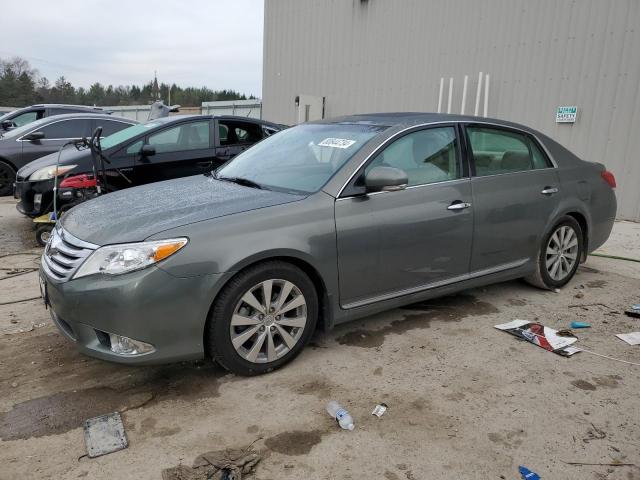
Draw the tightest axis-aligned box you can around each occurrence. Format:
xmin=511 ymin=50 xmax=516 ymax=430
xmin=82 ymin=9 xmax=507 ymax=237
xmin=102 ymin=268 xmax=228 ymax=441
xmin=326 ymin=401 xmax=355 ymax=430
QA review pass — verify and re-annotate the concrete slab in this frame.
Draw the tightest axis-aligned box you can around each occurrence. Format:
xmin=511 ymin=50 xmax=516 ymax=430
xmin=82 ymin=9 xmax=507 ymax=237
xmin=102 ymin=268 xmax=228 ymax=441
xmin=0 ymin=198 xmax=638 ymax=480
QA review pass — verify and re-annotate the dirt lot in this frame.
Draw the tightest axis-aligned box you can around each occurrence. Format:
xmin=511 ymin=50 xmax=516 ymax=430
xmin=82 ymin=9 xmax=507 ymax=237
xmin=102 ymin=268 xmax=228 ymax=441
xmin=1 ymin=196 xmax=639 ymax=480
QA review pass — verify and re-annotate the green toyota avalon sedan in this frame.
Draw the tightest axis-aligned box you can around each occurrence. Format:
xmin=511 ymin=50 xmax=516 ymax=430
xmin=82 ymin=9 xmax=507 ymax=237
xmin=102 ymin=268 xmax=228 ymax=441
xmin=40 ymin=113 xmax=617 ymax=375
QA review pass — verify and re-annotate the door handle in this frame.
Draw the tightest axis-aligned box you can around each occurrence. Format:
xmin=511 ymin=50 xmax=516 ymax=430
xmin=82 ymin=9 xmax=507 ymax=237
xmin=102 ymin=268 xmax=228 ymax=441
xmin=197 ymin=161 xmax=212 ymax=167
xmin=447 ymin=201 xmax=472 ymax=211
xmin=541 ymin=186 xmax=559 ymax=195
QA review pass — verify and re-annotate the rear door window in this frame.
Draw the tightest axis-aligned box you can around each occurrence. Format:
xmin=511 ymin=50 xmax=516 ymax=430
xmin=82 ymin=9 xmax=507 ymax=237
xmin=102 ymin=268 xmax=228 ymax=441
xmin=218 ymin=120 xmax=263 ymax=146
xmin=467 ymin=126 xmax=551 ymax=176
xmin=38 ymin=119 xmax=92 ymax=139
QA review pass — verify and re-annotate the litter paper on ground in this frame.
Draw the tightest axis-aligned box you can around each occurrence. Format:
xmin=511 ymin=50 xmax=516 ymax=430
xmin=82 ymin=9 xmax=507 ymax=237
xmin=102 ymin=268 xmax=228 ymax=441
xmin=495 ymin=320 xmax=579 ymax=356
xmin=372 ymin=403 xmax=388 ymax=417
xmin=83 ymin=412 xmax=128 ymax=458
xmin=162 ymin=447 xmax=261 ymax=480
xmin=615 ymin=332 xmax=640 ymax=345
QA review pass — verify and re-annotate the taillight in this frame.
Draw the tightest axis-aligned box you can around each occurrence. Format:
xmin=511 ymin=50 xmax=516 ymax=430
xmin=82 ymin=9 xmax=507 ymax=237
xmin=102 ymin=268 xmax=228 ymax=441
xmin=601 ymin=170 xmax=616 ymax=189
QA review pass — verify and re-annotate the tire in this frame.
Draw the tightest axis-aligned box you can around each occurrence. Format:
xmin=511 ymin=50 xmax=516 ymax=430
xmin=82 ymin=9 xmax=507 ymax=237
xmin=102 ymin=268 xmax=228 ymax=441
xmin=525 ymin=216 xmax=583 ymax=290
xmin=207 ymin=261 xmax=318 ymax=376
xmin=0 ymin=160 xmax=16 ymax=197
xmin=35 ymin=225 xmax=54 ymax=247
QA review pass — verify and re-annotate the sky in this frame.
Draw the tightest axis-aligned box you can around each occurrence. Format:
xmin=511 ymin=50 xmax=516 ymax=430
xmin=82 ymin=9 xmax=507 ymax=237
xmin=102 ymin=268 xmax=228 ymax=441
xmin=0 ymin=0 xmax=264 ymax=97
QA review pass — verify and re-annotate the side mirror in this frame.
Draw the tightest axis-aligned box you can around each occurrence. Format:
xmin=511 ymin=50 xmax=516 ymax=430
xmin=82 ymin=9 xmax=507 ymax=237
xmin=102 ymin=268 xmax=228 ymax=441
xmin=23 ymin=131 xmax=45 ymax=141
xmin=365 ymin=166 xmax=408 ymax=193
xmin=141 ymin=144 xmax=156 ymax=157
xmin=1 ymin=120 xmax=14 ymax=130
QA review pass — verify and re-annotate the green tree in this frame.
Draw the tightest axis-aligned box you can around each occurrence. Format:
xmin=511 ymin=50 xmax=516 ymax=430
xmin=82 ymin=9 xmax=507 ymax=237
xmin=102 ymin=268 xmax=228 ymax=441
xmin=0 ymin=56 xmax=256 ymax=108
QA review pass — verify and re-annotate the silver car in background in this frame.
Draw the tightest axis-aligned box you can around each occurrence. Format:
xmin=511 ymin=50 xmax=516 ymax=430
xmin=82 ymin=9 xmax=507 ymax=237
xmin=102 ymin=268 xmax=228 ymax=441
xmin=40 ymin=113 xmax=617 ymax=375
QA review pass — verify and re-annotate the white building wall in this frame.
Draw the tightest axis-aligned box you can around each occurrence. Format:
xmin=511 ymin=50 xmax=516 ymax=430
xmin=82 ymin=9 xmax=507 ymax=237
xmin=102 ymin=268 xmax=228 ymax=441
xmin=263 ymin=0 xmax=640 ymax=221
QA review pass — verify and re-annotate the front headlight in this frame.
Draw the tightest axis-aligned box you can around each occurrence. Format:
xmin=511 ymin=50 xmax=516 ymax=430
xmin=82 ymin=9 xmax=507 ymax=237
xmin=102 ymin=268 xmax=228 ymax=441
xmin=30 ymin=164 xmax=78 ymax=181
xmin=73 ymin=238 xmax=188 ymax=279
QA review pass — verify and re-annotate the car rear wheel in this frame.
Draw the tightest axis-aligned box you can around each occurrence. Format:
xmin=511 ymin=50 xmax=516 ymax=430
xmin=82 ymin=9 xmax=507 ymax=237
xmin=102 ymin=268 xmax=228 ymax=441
xmin=0 ymin=160 xmax=16 ymax=197
xmin=207 ymin=261 xmax=318 ymax=376
xmin=525 ymin=216 xmax=583 ymax=289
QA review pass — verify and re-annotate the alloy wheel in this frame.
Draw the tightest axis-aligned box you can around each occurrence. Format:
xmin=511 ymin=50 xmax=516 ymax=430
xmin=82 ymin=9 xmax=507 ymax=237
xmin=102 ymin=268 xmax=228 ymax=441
xmin=545 ymin=225 xmax=579 ymax=281
xmin=230 ymin=279 xmax=307 ymax=364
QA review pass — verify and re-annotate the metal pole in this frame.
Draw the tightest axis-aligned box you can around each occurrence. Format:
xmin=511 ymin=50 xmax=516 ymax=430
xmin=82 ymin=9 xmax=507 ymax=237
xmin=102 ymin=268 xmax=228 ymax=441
xmin=437 ymin=77 xmax=444 ymax=113
xmin=483 ymin=74 xmax=490 ymax=117
xmin=474 ymin=72 xmax=483 ymax=116
xmin=447 ymin=77 xmax=453 ymax=114
xmin=461 ymin=75 xmax=468 ymax=114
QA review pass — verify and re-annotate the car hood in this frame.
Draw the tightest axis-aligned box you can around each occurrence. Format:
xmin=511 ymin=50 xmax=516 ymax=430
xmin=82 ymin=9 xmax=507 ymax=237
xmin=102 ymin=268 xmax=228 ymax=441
xmin=17 ymin=148 xmax=90 ymax=178
xmin=61 ymin=175 xmax=305 ymax=245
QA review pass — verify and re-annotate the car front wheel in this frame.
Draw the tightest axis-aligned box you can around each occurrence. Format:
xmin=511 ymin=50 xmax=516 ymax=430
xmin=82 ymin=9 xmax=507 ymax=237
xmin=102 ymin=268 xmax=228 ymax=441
xmin=207 ymin=261 xmax=318 ymax=376
xmin=526 ymin=216 xmax=584 ymax=289
xmin=0 ymin=160 xmax=16 ymax=196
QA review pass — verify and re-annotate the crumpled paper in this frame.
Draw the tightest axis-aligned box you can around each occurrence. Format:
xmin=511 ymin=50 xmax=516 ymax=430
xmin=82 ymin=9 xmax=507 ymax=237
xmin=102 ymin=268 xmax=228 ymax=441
xmin=162 ymin=447 xmax=261 ymax=480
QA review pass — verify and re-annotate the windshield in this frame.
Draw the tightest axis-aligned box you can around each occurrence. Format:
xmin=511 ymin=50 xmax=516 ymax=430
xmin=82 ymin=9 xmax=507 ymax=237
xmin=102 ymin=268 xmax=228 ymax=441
xmin=217 ymin=123 xmax=386 ymax=193
xmin=0 ymin=116 xmax=51 ymax=139
xmin=100 ymin=121 xmax=160 ymax=149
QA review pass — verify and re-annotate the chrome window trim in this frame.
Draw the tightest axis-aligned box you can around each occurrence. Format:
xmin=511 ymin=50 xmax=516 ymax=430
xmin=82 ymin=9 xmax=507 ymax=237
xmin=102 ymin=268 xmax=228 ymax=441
xmin=336 ymin=120 xmax=558 ymax=198
xmin=341 ymin=258 xmax=529 ymax=309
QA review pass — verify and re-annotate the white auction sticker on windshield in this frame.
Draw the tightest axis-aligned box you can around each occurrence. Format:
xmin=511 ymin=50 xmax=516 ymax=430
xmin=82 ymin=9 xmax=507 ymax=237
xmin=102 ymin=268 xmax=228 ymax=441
xmin=318 ymin=138 xmax=357 ymax=149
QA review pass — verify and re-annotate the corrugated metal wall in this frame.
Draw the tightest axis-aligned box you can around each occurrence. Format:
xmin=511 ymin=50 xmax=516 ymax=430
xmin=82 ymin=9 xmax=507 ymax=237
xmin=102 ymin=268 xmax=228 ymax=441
xmin=263 ymin=0 xmax=640 ymax=221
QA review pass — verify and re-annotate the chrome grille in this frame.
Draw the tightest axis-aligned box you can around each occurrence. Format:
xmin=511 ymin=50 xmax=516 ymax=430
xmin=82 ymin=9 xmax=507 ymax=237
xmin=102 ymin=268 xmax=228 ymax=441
xmin=41 ymin=227 xmax=97 ymax=281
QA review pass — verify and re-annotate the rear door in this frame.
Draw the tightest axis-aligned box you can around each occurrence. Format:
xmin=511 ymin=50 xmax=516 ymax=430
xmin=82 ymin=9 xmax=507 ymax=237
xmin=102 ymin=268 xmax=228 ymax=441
xmin=20 ymin=118 xmax=92 ymax=165
xmin=335 ymin=124 xmax=473 ymax=307
xmin=464 ymin=124 xmax=560 ymax=272
xmin=134 ymin=119 xmax=214 ymax=185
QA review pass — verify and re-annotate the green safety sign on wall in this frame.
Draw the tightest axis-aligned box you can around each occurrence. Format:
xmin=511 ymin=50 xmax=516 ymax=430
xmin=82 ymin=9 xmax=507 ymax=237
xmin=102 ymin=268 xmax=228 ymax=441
xmin=556 ymin=106 xmax=577 ymax=123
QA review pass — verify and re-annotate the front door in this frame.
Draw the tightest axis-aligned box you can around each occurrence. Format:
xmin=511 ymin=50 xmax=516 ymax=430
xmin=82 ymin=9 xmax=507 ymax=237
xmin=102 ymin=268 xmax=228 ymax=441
xmin=464 ymin=124 xmax=561 ymax=272
xmin=335 ymin=125 xmax=473 ymax=308
xmin=20 ymin=118 xmax=92 ymax=165
xmin=135 ymin=119 xmax=214 ymax=185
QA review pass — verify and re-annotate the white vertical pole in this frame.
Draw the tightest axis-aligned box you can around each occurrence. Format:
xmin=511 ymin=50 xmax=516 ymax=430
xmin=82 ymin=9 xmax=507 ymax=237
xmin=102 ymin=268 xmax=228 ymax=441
xmin=460 ymin=75 xmax=468 ymax=114
xmin=437 ymin=77 xmax=444 ymax=113
xmin=483 ymin=74 xmax=490 ymax=117
xmin=474 ymin=71 xmax=483 ymax=116
xmin=447 ymin=77 xmax=453 ymax=114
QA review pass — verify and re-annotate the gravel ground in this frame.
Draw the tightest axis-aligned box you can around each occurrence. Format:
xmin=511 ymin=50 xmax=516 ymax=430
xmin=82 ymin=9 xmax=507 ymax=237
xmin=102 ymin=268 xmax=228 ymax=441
xmin=0 ymin=196 xmax=639 ymax=480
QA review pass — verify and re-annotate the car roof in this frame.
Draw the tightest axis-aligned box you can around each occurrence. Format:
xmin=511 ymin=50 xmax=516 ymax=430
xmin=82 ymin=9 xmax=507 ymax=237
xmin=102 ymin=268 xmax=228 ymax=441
xmin=316 ymin=112 xmax=540 ymax=134
xmin=149 ymin=114 xmax=282 ymax=128
xmin=28 ymin=104 xmax=107 ymax=110
xmin=38 ymin=113 xmax=135 ymax=123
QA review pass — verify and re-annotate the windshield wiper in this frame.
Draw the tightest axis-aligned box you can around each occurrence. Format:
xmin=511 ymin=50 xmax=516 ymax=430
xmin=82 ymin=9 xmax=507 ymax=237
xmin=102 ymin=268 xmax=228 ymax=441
xmin=216 ymin=175 xmax=265 ymax=190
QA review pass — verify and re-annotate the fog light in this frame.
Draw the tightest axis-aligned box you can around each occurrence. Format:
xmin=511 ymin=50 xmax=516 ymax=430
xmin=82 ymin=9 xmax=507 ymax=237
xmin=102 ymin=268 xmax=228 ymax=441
xmin=34 ymin=193 xmax=42 ymax=209
xmin=108 ymin=333 xmax=155 ymax=356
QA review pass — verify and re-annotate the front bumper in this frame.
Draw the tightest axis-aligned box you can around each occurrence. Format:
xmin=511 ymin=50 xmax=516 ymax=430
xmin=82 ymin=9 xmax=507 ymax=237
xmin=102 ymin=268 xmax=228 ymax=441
xmin=41 ymin=259 xmax=226 ymax=365
xmin=15 ymin=178 xmax=55 ymax=217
